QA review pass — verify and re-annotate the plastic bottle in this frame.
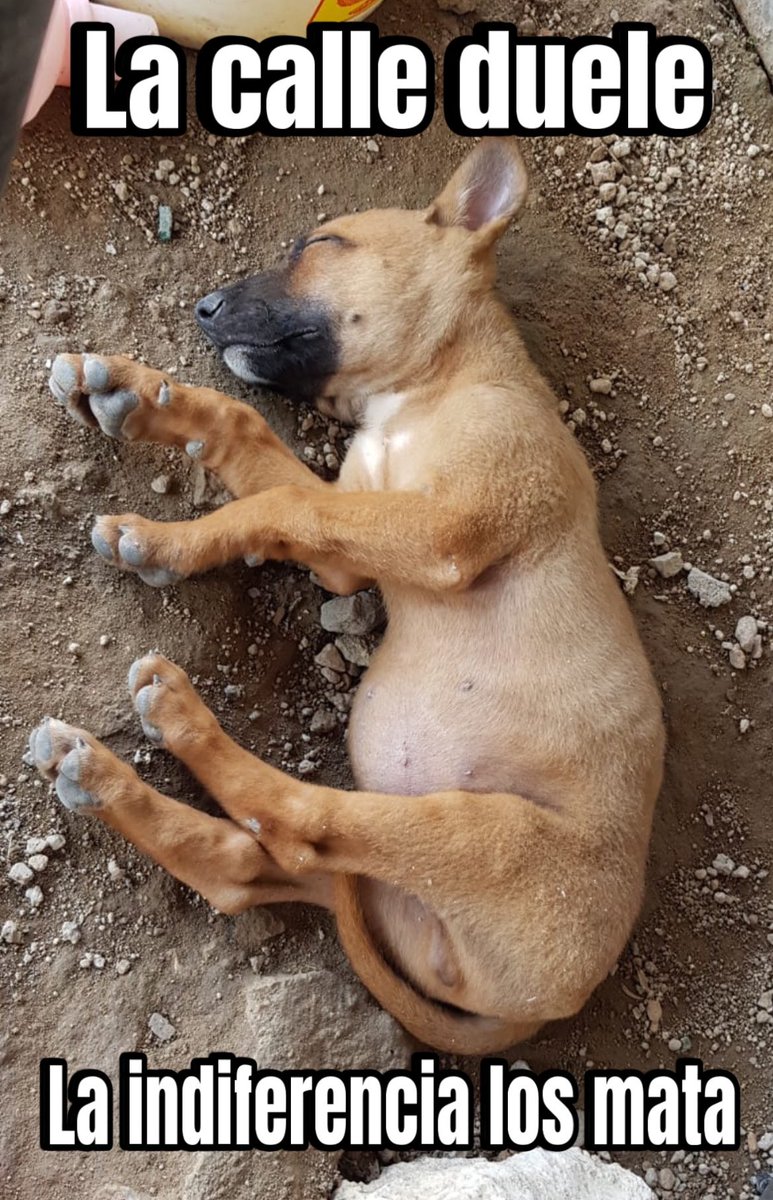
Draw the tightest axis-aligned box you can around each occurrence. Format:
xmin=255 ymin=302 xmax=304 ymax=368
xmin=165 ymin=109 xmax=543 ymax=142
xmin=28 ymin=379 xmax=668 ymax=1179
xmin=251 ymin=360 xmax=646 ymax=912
xmin=24 ymin=0 xmax=159 ymax=123
xmin=105 ymin=0 xmax=384 ymax=49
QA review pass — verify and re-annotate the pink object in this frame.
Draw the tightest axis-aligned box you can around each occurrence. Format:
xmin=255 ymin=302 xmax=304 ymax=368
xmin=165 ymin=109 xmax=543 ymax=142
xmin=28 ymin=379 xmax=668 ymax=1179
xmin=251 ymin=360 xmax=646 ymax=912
xmin=24 ymin=0 xmax=158 ymax=123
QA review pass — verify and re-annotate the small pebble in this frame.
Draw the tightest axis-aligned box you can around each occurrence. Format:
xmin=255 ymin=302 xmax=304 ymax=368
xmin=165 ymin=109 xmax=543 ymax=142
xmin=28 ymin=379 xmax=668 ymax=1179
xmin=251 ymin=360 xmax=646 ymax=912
xmin=1 ymin=920 xmax=22 ymax=944
xmin=149 ymin=1012 xmax=176 ymax=1041
xmin=158 ymin=204 xmax=173 ymax=243
xmin=649 ymin=550 xmax=683 ymax=578
xmin=61 ymin=920 xmax=81 ymax=944
xmin=8 ymin=862 xmax=34 ymax=885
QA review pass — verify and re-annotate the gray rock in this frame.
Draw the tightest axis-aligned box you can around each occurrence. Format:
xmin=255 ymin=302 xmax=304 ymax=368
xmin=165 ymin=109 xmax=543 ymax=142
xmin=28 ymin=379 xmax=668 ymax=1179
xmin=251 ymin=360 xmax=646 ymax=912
xmin=310 ymin=708 xmax=338 ymax=734
xmin=320 ymin=592 xmax=384 ymax=636
xmin=232 ymin=905 xmax=285 ymax=949
xmin=148 ymin=1012 xmax=176 ymax=1042
xmin=314 ymin=643 xmax=346 ymax=673
xmin=335 ymin=635 xmax=371 ymax=667
xmin=8 ymin=862 xmax=34 ymax=885
xmin=185 ymin=970 xmax=410 ymax=1200
xmin=712 ymin=853 xmax=735 ymax=875
xmin=590 ymin=160 xmax=617 ymax=186
xmin=649 ymin=550 xmax=683 ymax=578
xmin=687 ymin=568 xmax=732 ymax=608
xmin=729 ymin=645 xmax=746 ymax=670
xmin=1 ymin=920 xmax=22 ymax=944
xmin=334 ymin=1149 xmax=654 ymax=1199
xmin=735 ymin=615 xmax=759 ymax=653
xmin=732 ymin=0 xmax=773 ymax=77
xmin=243 ymin=970 xmax=410 ymax=1071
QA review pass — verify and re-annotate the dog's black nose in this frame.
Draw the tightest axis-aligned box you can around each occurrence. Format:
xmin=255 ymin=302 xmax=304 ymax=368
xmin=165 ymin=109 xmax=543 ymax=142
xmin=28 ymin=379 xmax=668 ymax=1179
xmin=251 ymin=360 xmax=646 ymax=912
xmin=196 ymin=291 xmax=225 ymax=327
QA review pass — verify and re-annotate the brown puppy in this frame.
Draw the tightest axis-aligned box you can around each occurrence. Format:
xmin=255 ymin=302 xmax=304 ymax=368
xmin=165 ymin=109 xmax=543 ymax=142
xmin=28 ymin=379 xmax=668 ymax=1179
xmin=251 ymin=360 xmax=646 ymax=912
xmin=32 ymin=140 xmax=665 ymax=1054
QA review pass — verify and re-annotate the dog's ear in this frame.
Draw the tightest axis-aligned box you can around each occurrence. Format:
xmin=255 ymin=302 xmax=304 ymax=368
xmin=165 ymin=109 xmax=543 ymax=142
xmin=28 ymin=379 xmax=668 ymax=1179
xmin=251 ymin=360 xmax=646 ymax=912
xmin=426 ymin=139 xmax=528 ymax=244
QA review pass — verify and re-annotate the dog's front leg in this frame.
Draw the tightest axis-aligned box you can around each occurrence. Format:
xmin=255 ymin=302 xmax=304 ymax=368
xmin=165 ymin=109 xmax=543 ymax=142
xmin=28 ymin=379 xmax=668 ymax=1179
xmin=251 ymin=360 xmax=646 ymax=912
xmin=49 ymin=352 xmax=326 ymax=499
xmin=90 ymin=485 xmax=500 ymax=592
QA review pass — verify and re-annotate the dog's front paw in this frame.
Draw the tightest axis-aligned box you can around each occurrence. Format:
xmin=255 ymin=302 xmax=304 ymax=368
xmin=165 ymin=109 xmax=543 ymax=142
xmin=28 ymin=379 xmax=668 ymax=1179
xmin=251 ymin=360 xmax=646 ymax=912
xmin=128 ymin=653 xmax=217 ymax=750
xmin=91 ymin=514 xmax=185 ymax=588
xmin=49 ymin=353 xmax=175 ymax=442
xmin=27 ymin=719 xmax=102 ymax=813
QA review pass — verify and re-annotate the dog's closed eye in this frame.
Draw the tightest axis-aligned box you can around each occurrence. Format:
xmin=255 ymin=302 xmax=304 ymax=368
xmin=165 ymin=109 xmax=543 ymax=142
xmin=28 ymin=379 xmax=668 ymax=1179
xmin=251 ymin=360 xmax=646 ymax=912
xmin=292 ymin=234 xmax=351 ymax=260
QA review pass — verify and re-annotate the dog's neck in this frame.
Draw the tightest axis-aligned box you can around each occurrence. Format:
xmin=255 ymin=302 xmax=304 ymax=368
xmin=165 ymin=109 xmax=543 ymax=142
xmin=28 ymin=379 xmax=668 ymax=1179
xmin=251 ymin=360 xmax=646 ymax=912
xmin=316 ymin=292 xmax=541 ymax=427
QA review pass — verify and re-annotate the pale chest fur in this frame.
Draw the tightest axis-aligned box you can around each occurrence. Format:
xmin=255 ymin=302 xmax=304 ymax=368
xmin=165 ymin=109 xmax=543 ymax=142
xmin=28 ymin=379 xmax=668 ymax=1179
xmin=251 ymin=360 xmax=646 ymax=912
xmin=338 ymin=391 xmax=418 ymax=492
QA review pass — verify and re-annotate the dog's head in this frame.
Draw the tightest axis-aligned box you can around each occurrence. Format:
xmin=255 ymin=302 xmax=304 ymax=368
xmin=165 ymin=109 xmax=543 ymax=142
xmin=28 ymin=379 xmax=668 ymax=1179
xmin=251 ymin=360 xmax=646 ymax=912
xmin=196 ymin=139 xmax=528 ymax=418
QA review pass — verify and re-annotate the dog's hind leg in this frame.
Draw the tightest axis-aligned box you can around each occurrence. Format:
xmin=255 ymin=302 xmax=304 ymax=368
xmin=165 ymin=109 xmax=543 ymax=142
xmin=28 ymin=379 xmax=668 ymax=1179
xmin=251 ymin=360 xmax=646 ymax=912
xmin=26 ymin=715 xmax=330 ymax=914
xmin=48 ymin=352 xmax=326 ymax=499
xmin=121 ymin=654 xmax=593 ymax=1051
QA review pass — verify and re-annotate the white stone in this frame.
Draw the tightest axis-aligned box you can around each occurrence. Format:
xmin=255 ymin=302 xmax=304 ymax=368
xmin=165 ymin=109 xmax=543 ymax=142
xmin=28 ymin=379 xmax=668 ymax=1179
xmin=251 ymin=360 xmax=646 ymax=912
xmin=649 ymin=551 xmax=683 ymax=578
xmin=687 ymin=568 xmax=731 ymax=608
xmin=8 ymin=862 xmax=34 ymax=885
xmin=335 ymin=1150 xmax=653 ymax=1199
xmin=591 ymin=160 xmax=617 ymax=186
xmin=735 ymin=615 xmax=758 ymax=653
xmin=148 ymin=1012 xmax=176 ymax=1042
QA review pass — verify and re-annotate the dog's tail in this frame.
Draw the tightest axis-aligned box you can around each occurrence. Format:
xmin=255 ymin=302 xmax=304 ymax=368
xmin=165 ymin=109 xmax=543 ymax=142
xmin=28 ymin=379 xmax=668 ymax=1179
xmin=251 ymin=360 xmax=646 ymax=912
xmin=333 ymin=875 xmax=539 ymax=1055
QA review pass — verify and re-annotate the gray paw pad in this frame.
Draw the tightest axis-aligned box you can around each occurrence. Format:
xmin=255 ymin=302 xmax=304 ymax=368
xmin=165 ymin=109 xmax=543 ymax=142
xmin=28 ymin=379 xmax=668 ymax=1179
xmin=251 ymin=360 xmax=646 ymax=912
xmin=186 ymin=440 xmax=204 ymax=459
xmin=92 ymin=527 xmax=114 ymax=561
xmin=128 ymin=658 xmax=145 ymax=693
xmin=55 ymin=771 xmax=99 ymax=812
xmin=83 ymin=356 xmax=111 ymax=392
xmin=135 ymin=682 xmax=164 ymax=744
xmin=28 ymin=719 xmax=53 ymax=765
xmin=89 ymin=390 xmax=138 ymax=438
xmin=244 ymin=553 xmax=265 ymax=568
xmin=118 ymin=530 xmax=146 ymax=567
xmin=59 ymin=743 xmax=83 ymax=783
xmin=134 ymin=683 xmax=157 ymax=721
xmin=50 ymin=357 xmax=78 ymax=399
xmin=137 ymin=567 xmax=181 ymax=588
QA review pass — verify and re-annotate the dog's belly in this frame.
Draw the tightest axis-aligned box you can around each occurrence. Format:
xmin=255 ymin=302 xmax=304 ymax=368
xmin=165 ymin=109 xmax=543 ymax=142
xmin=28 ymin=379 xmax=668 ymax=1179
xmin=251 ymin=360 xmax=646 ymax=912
xmin=348 ymin=657 xmax=525 ymax=798
xmin=348 ymin=648 xmax=531 ymax=1008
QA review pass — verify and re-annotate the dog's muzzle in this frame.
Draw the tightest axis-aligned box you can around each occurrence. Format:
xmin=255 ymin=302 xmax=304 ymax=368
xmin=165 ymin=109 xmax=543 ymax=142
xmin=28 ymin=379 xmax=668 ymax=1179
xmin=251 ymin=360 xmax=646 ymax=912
xmin=195 ymin=274 xmax=339 ymax=400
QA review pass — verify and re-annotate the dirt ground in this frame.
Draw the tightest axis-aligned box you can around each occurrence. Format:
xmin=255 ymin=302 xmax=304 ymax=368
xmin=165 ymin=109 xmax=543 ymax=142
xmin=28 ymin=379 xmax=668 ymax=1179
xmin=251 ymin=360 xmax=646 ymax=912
xmin=1 ymin=0 xmax=772 ymax=1197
